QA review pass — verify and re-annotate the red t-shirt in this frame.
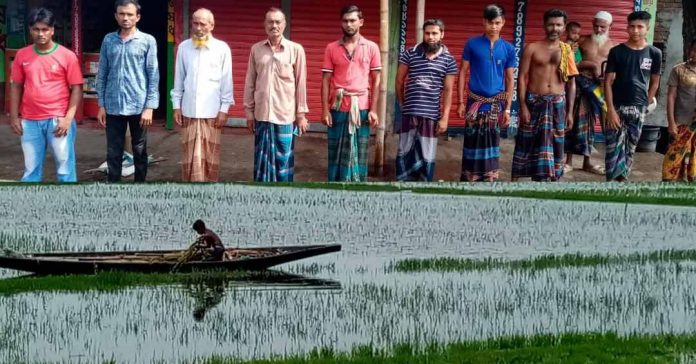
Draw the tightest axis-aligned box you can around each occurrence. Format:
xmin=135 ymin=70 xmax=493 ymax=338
xmin=11 ymin=44 xmax=84 ymax=120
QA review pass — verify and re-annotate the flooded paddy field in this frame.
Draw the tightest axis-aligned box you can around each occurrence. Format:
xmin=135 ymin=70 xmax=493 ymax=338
xmin=1 ymin=183 xmax=695 ymax=363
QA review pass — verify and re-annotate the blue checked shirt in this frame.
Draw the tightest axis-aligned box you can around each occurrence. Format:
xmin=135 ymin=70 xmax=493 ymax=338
xmin=97 ymin=30 xmax=159 ymax=115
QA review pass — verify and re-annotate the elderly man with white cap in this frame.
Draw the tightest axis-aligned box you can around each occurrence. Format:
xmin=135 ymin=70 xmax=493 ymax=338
xmin=564 ymin=10 xmax=615 ymax=176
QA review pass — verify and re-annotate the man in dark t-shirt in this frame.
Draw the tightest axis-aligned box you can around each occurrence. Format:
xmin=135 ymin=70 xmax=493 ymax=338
xmin=604 ymin=11 xmax=662 ymax=181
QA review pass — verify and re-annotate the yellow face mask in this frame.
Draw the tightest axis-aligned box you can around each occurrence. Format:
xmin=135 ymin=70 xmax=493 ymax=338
xmin=192 ymin=35 xmax=209 ymax=49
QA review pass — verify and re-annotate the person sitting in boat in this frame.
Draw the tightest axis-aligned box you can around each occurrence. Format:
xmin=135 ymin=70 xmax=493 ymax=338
xmin=192 ymin=220 xmax=225 ymax=261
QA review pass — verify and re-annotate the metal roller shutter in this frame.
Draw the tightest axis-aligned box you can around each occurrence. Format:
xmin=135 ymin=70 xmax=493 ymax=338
xmin=189 ymin=0 xmax=281 ymax=119
xmin=291 ymin=1 xmax=380 ymax=123
xmin=524 ymin=1 xmax=633 ymax=44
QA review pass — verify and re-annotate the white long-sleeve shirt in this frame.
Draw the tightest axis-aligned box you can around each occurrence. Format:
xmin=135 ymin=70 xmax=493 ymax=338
xmin=171 ymin=36 xmax=234 ymax=119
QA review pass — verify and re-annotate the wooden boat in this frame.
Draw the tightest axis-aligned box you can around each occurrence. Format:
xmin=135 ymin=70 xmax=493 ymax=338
xmin=0 ymin=244 xmax=341 ymax=275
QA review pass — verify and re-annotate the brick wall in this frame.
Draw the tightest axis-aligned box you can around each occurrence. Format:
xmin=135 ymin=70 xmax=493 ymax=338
xmin=652 ymin=0 xmax=683 ymax=68
xmin=654 ymin=0 xmax=682 ymax=45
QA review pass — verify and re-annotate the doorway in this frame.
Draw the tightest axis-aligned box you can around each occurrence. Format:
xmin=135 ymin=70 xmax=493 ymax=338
xmin=82 ymin=0 xmax=169 ymax=120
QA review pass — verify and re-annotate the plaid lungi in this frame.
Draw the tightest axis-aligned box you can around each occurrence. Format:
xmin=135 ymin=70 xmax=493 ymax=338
xmin=327 ymin=110 xmax=369 ymax=182
xmin=605 ymin=106 xmax=645 ymax=181
xmin=512 ymin=93 xmax=567 ymax=181
xmin=461 ymin=92 xmax=506 ymax=182
xmin=396 ymin=114 xmax=438 ymax=182
xmin=566 ymin=75 xmax=606 ymax=156
xmin=254 ymin=121 xmax=295 ymax=182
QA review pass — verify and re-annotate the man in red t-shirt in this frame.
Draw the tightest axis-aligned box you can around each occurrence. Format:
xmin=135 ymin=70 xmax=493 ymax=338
xmin=9 ymin=8 xmax=83 ymax=182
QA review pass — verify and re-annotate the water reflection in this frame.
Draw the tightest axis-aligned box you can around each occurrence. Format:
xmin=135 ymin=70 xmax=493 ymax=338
xmin=187 ymin=279 xmax=225 ymax=322
xmin=185 ymin=272 xmax=342 ymax=322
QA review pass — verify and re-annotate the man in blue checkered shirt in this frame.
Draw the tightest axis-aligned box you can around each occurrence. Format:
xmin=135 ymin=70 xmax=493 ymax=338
xmin=96 ymin=0 xmax=159 ymax=182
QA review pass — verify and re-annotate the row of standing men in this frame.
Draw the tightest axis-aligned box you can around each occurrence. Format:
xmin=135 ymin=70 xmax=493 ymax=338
xmin=12 ymin=2 xmax=689 ymax=183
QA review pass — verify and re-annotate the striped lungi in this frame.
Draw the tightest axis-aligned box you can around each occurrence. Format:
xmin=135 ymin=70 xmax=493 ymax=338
xmin=512 ymin=93 xmax=567 ymax=181
xmin=254 ymin=121 xmax=295 ymax=182
xmin=396 ymin=114 xmax=438 ymax=182
xmin=181 ymin=118 xmax=221 ymax=182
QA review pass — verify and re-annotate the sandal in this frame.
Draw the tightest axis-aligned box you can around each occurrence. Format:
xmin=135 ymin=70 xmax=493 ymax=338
xmin=583 ymin=164 xmax=605 ymax=175
xmin=563 ymin=164 xmax=574 ymax=173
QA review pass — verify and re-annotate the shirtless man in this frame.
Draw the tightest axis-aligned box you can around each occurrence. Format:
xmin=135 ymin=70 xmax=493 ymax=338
xmin=192 ymin=220 xmax=225 ymax=261
xmin=564 ymin=11 xmax=614 ymax=175
xmin=511 ymin=9 xmax=577 ymax=182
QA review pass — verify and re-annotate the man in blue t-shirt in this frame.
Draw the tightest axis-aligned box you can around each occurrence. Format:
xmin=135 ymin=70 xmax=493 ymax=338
xmin=604 ymin=11 xmax=662 ymax=181
xmin=395 ymin=18 xmax=457 ymax=182
xmin=457 ymin=4 xmax=517 ymax=182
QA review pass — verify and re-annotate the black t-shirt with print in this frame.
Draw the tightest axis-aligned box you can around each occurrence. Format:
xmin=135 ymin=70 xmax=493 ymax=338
xmin=605 ymin=43 xmax=662 ymax=107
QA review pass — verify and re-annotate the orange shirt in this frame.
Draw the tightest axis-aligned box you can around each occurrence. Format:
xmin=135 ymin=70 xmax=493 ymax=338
xmin=322 ymin=36 xmax=381 ymax=112
xmin=11 ymin=44 xmax=83 ymax=120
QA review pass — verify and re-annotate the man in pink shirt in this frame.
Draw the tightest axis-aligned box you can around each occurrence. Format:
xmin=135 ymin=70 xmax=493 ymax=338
xmin=9 ymin=8 xmax=83 ymax=182
xmin=321 ymin=4 xmax=381 ymax=182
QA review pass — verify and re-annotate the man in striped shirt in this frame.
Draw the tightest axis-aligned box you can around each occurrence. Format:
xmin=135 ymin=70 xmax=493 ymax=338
xmin=395 ymin=18 xmax=457 ymax=181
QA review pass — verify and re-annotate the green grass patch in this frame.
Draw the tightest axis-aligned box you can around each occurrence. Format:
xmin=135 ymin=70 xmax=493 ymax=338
xmin=387 ymin=249 xmax=696 ymax=273
xmin=0 ymin=270 xmax=257 ymax=296
xmin=193 ymin=332 xmax=696 ymax=363
xmin=243 ymin=181 xmax=696 ymax=207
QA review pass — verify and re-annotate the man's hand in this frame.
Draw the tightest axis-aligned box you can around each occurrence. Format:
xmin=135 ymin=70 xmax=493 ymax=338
xmin=501 ymin=112 xmax=511 ymax=129
xmin=215 ymin=112 xmax=227 ymax=129
xmin=140 ymin=108 xmax=153 ymax=128
xmin=174 ymin=109 xmax=183 ymax=126
xmin=368 ymin=111 xmax=379 ymax=128
xmin=457 ymin=103 xmax=466 ymax=120
xmin=606 ymin=108 xmax=621 ymax=130
xmin=321 ymin=109 xmax=332 ymax=127
xmin=97 ymin=107 xmax=107 ymax=128
xmin=668 ymin=124 xmax=679 ymax=140
xmin=436 ymin=118 xmax=448 ymax=136
xmin=520 ymin=107 xmax=531 ymax=127
xmin=53 ymin=117 xmax=72 ymax=137
xmin=295 ymin=114 xmax=309 ymax=135
xmin=566 ymin=114 xmax=574 ymax=131
xmin=10 ymin=116 xmax=22 ymax=136
xmin=246 ymin=119 xmax=255 ymax=134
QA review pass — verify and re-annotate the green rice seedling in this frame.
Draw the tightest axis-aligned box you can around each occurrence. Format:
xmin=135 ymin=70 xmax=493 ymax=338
xmin=386 ymin=249 xmax=696 ymax=273
xmin=188 ymin=332 xmax=696 ymax=363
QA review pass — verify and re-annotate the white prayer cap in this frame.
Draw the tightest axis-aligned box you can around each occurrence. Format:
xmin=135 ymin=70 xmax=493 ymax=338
xmin=594 ymin=11 xmax=613 ymax=23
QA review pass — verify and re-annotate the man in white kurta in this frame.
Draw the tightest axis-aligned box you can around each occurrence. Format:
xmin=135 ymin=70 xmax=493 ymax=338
xmin=171 ymin=8 xmax=233 ymax=182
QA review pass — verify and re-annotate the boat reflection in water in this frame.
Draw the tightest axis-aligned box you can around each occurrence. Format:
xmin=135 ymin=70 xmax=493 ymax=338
xmin=184 ymin=271 xmax=342 ymax=322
